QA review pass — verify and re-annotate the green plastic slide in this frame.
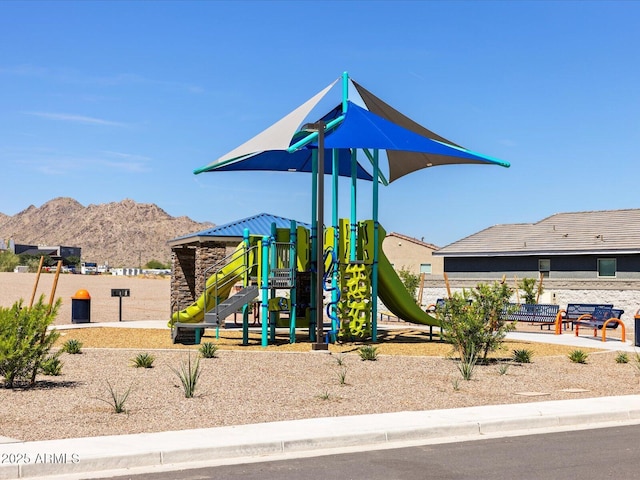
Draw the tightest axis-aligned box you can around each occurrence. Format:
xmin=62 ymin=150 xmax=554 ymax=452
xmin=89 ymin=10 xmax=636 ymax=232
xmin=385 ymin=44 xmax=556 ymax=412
xmin=376 ymin=228 xmax=440 ymax=327
xmin=169 ymin=243 xmax=253 ymax=326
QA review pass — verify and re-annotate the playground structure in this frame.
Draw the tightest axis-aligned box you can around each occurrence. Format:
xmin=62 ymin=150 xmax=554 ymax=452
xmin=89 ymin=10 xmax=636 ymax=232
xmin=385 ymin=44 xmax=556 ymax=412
xmin=171 ymin=71 xmax=509 ymax=346
xmin=170 ymin=219 xmax=439 ymax=345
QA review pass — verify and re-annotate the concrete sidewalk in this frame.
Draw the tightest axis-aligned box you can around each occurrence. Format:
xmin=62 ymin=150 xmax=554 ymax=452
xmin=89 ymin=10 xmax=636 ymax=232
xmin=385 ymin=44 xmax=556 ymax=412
xmin=1 ymin=395 xmax=640 ymax=479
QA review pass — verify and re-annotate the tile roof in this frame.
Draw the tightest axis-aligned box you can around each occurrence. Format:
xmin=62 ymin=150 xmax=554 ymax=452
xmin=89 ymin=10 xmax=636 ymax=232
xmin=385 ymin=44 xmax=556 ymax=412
xmin=386 ymin=232 xmax=439 ymax=250
xmin=435 ymin=209 xmax=640 ymax=257
xmin=170 ymin=213 xmax=311 ymax=243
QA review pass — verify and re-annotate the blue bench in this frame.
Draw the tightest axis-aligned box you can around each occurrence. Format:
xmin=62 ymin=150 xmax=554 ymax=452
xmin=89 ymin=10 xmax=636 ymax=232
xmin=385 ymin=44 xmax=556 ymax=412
xmin=560 ymin=303 xmax=613 ymax=330
xmin=505 ymin=304 xmax=562 ymax=332
xmin=574 ymin=306 xmax=626 ymax=342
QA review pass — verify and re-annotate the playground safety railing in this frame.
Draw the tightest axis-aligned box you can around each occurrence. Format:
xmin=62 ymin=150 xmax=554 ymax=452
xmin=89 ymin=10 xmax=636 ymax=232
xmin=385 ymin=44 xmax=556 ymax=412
xmin=203 ymin=244 xmax=259 ymax=321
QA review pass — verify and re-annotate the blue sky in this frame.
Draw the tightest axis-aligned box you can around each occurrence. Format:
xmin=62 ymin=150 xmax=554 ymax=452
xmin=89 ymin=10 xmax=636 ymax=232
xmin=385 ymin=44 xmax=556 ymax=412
xmin=1 ymin=1 xmax=638 ymax=247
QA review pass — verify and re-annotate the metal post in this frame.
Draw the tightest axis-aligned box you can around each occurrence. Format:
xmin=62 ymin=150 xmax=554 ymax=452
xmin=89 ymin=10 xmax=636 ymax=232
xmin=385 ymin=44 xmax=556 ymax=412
xmin=312 ymin=121 xmax=327 ymax=350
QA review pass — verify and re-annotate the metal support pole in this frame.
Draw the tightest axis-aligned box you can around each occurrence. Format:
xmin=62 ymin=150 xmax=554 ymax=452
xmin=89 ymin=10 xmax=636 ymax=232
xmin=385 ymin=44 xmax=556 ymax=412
xmin=312 ymin=122 xmax=327 ymax=350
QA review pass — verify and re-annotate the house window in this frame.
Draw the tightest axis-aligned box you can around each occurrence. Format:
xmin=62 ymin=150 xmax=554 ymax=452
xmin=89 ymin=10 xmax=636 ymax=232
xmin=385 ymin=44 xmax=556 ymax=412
xmin=538 ymin=259 xmax=550 ymax=277
xmin=597 ymin=258 xmax=616 ymax=277
xmin=420 ymin=264 xmax=432 ymax=275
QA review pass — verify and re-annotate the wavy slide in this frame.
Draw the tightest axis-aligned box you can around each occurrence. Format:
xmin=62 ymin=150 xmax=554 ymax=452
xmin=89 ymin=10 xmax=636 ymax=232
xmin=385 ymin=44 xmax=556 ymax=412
xmin=169 ymin=243 xmax=253 ymax=326
xmin=376 ymin=233 xmax=440 ymax=328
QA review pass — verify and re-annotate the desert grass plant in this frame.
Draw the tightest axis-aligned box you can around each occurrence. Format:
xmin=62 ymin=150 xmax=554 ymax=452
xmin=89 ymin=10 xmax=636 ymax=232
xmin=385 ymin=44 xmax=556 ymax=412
xmin=358 ymin=345 xmax=379 ymax=361
xmin=39 ymin=353 xmax=63 ymax=376
xmin=337 ymin=366 xmax=348 ymax=385
xmin=334 ymin=352 xmax=347 ymax=366
xmin=317 ymin=390 xmax=331 ymax=400
xmin=615 ymin=352 xmax=629 ymax=364
xmin=199 ymin=342 xmax=219 ymax=359
xmin=97 ymin=380 xmax=132 ymax=414
xmin=512 ymin=348 xmax=534 ymax=364
xmin=457 ymin=344 xmax=478 ymax=381
xmin=568 ymin=349 xmax=589 ymax=364
xmin=61 ymin=339 xmax=83 ymax=354
xmin=131 ymin=352 xmax=155 ymax=368
xmin=451 ymin=377 xmax=460 ymax=391
xmin=498 ymin=363 xmax=510 ymax=375
xmin=0 ymin=295 xmax=61 ymax=388
xmin=172 ymin=354 xmax=202 ymax=398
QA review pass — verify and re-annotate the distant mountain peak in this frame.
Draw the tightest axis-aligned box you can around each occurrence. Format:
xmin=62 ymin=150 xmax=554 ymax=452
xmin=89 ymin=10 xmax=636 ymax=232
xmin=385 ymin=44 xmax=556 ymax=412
xmin=0 ymin=198 xmax=213 ymax=267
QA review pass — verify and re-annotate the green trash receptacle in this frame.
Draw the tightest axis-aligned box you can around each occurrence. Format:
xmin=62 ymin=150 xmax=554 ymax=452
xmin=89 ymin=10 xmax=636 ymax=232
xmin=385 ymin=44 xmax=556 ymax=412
xmin=71 ymin=289 xmax=91 ymax=323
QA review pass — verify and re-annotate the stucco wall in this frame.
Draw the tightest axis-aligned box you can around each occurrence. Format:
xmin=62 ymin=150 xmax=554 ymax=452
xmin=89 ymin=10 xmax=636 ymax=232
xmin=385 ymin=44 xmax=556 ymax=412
xmin=382 ymin=235 xmax=442 ymax=276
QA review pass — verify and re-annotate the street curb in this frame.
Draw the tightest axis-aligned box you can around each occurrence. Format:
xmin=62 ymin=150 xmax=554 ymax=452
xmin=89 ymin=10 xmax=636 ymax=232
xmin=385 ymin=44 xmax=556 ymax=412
xmin=2 ymin=395 xmax=640 ymax=479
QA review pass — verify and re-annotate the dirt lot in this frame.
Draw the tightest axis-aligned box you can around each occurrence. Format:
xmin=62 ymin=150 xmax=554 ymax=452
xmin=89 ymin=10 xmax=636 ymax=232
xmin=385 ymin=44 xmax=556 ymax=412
xmin=0 ymin=272 xmax=170 ymax=325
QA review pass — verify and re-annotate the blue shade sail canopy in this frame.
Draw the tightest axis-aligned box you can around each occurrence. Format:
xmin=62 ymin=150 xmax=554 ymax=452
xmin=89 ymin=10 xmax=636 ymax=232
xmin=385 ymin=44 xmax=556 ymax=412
xmin=320 ymin=102 xmax=509 ymax=182
xmin=205 ymin=147 xmax=374 ymax=180
xmin=193 ymin=74 xmax=509 ymax=183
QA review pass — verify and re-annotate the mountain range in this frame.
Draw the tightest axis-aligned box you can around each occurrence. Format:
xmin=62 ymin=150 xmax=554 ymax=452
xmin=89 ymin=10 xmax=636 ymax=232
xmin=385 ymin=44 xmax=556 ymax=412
xmin=0 ymin=197 xmax=213 ymax=267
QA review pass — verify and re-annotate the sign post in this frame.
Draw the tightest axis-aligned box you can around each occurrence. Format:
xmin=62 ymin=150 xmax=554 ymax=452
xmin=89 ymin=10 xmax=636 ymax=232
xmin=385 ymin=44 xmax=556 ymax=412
xmin=111 ymin=289 xmax=130 ymax=322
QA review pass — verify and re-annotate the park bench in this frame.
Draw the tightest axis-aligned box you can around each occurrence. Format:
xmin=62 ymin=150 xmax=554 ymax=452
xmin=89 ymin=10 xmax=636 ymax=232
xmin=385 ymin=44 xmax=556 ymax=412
xmin=558 ymin=303 xmax=613 ymax=331
xmin=573 ymin=306 xmax=626 ymax=342
xmin=505 ymin=303 xmax=563 ymax=333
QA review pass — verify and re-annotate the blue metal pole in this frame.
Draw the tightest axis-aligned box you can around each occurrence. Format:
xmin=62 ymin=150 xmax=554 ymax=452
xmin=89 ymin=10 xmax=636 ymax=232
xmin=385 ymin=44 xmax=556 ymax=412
xmin=289 ymin=220 xmax=297 ymax=344
xmin=371 ymin=150 xmax=379 ymax=342
xmin=270 ymin=222 xmax=277 ymax=344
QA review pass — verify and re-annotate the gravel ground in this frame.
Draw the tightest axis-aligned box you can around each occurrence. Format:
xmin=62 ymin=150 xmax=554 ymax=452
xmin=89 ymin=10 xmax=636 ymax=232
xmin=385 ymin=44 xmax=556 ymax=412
xmin=1 ymin=326 xmax=639 ymax=442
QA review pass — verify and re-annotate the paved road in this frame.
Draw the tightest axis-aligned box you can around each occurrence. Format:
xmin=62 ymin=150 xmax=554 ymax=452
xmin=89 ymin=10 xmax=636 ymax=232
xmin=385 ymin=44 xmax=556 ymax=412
xmin=99 ymin=424 xmax=640 ymax=480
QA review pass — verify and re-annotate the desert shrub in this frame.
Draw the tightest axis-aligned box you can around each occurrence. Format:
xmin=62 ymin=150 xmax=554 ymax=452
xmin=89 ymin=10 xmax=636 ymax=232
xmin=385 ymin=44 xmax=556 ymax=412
xmin=358 ymin=345 xmax=379 ymax=361
xmin=512 ymin=348 xmax=534 ymax=364
xmin=615 ymin=352 xmax=629 ymax=364
xmin=199 ymin=342 xmax=219 ymax=359
xmin=40 ymin=353 xmax=63 ymax=376
xmin=131 ymin=352 xmax=155 ymax=368
xmin=0 ymin=296 xmax=61 ymax=388
xmin=568 ymin=349 xmax=589 ymax=364
xmin=437 ymin=281 xmax=516 ymax=363
xmin=518 ymin=277 xmax=543 ymax=304
xmin=397 ymin=267 xmax=420 ymax=303
xmin=61 ymin=339 xmax=83 ymax=354
xmin=0 ymin=251 xmax=20 ymax=272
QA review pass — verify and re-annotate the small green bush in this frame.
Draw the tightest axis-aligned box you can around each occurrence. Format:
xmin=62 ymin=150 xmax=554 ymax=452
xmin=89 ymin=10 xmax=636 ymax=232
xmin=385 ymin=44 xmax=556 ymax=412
xmin=0 ymin=296 xmax=61 ymax=388
xmin=568 ymin=349 xmax=589 ymax=364
xmin=199 ymin=342 xmax=219 ymax=359
xmin=358 ymin=345 xmax=379 ymax=361
xmin=61 ymin=339 xmax=83 ymax=354
xmin=498 ymin=363 xmax=510 ymax=375
xmin=512 ymin=348 xmax=534 ymax=364
xmin=615 ymin=352 xmax=629 ymax=364
xmin=131 ymin=352 xmax=155 ymax=368
xmin=39 ymin=354 xmax=63 ymax=376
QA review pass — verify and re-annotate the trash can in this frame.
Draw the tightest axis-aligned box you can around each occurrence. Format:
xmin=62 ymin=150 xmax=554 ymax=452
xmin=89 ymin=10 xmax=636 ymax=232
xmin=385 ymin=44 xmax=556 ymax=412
xmin=71 ymin=289 xmax=91 ymax=323
xmin=635 ymin=309 xmax=640 ymax=347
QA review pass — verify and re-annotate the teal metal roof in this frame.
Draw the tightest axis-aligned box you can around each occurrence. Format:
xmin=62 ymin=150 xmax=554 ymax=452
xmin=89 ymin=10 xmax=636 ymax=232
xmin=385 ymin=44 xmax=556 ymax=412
xmin=172 ymin=213 xmax=311 ymax=242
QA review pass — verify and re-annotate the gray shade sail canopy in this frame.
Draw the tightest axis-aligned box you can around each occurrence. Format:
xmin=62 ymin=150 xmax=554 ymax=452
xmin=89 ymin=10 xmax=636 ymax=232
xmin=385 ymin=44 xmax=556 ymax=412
xmin=194 ymin=75 xmax=509 ymax=182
